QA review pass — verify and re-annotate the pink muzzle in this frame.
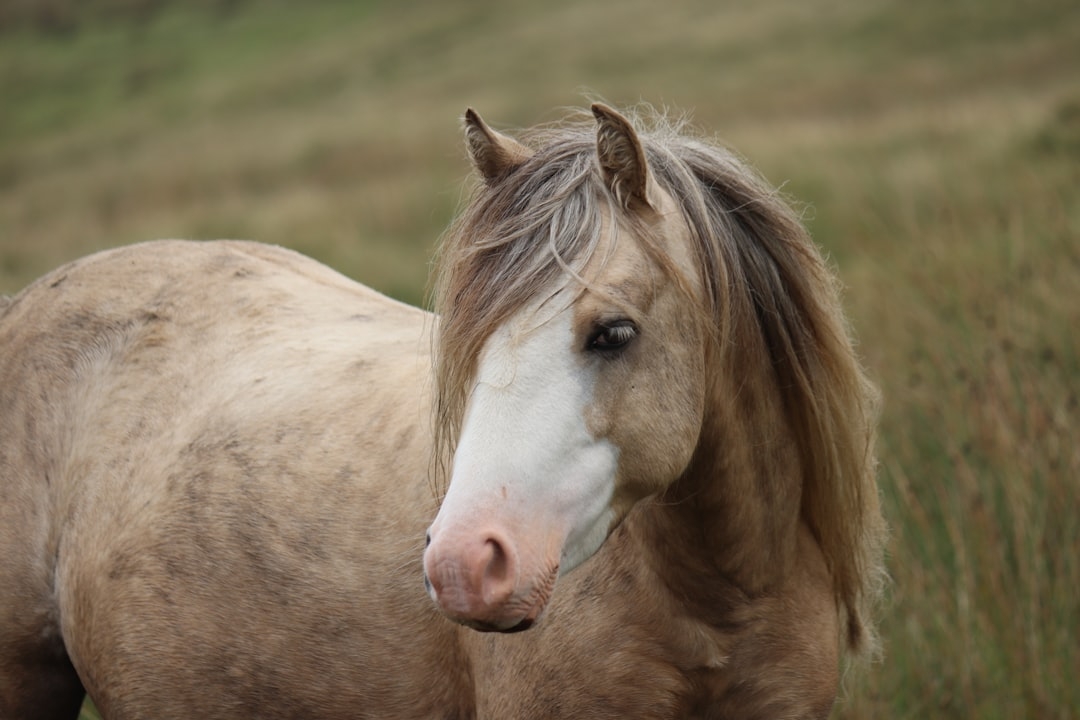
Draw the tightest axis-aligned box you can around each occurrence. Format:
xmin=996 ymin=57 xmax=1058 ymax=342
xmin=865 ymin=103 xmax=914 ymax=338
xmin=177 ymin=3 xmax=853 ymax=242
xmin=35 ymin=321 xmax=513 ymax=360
xmin=423 ymin=521 xmax=560 ymax=632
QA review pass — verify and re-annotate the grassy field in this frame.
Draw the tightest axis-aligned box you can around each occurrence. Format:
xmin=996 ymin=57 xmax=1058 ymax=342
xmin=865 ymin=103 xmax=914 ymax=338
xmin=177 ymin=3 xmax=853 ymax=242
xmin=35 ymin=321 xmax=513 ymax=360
xmin=2 ymin=0 xmax=1078 ymax=717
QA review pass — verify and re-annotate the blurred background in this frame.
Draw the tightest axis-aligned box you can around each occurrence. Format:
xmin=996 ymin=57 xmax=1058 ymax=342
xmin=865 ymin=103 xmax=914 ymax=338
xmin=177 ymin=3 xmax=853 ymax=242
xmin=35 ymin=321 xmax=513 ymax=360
xmin=1 ymin=0 xmax=1077 ymax=717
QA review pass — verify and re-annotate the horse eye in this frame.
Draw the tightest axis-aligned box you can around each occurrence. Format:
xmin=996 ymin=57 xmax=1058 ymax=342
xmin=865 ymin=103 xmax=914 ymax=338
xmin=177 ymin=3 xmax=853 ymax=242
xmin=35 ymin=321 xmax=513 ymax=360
xmin=589 ymin=321 xmax=637 ymax=352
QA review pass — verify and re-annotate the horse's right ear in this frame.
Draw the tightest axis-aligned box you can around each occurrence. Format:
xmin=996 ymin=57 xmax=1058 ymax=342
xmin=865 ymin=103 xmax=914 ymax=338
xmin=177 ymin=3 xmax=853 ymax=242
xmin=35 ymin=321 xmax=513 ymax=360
xmin=464 ymin=108 xmax=533 ymax=183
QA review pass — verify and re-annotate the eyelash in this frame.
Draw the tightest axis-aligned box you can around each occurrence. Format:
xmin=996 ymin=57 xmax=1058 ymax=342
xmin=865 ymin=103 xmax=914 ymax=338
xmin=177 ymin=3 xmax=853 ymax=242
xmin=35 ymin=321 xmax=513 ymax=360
xmin=589 ymin=321 xmax=638 ymax=352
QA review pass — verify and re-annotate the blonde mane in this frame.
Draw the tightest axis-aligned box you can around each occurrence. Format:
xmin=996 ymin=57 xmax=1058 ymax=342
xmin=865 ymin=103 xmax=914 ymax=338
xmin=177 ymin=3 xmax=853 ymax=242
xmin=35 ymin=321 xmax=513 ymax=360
xmin=432 ymin=107 xmax=885 ymax=659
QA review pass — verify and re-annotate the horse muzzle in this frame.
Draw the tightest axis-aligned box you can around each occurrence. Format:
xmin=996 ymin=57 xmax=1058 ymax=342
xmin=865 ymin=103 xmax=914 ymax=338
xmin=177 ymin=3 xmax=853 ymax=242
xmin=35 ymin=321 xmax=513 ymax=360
xmin=422 ymin=524 xmax=558 ymax=632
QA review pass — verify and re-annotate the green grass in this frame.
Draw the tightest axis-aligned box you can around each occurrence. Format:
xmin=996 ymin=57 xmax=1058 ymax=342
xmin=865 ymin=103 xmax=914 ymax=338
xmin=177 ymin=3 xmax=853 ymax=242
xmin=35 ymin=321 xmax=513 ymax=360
xmin=3 ymin=1 xmax=1078 ymax=718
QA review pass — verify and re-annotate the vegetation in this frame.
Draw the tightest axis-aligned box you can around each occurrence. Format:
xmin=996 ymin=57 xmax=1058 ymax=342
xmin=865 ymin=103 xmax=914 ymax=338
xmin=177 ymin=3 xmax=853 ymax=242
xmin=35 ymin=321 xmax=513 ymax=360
xmin=1 ymin=0 xmax=1076 ymax=717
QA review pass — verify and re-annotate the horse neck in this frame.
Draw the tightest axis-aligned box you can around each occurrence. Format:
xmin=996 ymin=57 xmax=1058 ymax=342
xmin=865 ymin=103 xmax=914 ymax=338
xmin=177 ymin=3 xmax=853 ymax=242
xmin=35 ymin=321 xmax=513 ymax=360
xmin=646 ymin=346 xmax=804 ymax=603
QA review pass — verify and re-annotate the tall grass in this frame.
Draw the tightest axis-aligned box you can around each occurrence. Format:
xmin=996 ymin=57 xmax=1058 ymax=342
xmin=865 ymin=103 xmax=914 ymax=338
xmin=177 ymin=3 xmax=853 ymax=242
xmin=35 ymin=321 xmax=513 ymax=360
xmin=2 ymin=1 xmax=1076 ymax=718
xmin=835 ymin=140 xmax=1079 ymax=718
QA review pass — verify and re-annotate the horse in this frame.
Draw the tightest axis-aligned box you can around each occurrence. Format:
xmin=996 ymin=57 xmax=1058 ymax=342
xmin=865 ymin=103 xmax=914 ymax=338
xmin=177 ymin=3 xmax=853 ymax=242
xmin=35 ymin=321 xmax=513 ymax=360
xmin=0 ymin=103 xmax=885 ymax=719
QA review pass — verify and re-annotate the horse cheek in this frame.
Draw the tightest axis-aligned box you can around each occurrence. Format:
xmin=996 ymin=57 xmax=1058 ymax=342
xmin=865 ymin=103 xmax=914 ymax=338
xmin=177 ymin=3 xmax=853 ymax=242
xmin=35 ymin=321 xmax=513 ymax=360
xmin=589 ymin=346 xmax=704 ymax=517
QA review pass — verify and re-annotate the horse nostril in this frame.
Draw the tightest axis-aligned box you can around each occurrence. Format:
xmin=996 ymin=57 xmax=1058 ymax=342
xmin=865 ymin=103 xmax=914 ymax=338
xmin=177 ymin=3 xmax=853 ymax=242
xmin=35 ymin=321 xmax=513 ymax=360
xmin=481 ymin=535 xmax=510 ymax=585
xmin=425 ymin=531 xmax=431 ymax=548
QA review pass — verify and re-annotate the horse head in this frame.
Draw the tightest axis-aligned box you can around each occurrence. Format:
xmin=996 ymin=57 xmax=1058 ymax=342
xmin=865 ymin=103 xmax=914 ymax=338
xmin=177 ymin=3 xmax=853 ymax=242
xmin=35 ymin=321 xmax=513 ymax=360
xmin=423 ymin=105 xmax=711 ymax=632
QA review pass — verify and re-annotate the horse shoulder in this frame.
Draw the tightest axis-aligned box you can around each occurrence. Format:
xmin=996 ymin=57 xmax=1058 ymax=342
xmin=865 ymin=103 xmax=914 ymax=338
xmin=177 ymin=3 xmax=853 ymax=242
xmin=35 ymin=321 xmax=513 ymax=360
xmin=692 ymin=522 xmax=840 ymax=720
xmin=561 ymin=516 xmax=840 ymax=720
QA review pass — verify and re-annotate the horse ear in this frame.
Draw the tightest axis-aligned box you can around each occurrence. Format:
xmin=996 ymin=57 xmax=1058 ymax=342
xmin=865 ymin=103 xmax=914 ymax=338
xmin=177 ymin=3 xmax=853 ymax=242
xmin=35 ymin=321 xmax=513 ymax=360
xmin=464 ymin=108 xmax=533 ymax=183
xmin=592 ymin=103 xmax=654 ymax=210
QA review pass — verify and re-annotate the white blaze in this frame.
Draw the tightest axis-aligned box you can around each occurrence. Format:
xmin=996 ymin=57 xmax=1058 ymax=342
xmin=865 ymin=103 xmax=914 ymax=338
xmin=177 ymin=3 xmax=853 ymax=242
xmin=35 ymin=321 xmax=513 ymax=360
xmin=437 ymin=297 xmax=618 ymax=574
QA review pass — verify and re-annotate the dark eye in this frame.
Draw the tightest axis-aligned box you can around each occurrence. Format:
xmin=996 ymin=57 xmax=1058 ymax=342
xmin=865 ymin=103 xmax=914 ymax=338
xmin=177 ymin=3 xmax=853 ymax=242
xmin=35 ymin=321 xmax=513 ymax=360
xmin=589 ymin=320 xmax=638 ymax=353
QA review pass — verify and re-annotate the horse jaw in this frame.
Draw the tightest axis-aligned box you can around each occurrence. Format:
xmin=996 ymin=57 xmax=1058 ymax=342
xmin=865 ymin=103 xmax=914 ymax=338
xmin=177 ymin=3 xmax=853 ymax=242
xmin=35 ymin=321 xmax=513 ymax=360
xmin=423 ymin=293 xmax=618 ymax=632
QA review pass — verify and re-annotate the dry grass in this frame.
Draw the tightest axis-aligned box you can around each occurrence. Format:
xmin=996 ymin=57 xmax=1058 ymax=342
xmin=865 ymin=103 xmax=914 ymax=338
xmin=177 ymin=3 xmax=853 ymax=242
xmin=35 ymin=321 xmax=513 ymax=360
xmin=1 ymin=1 xmax=1077 ymax=718
xmin=834 ymin=146 xmax=1079 ymax=718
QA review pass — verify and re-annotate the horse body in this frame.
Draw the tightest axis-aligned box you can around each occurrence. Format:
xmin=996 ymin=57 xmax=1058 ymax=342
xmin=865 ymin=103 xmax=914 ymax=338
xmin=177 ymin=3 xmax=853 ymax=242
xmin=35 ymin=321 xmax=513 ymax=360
xmin=0 ymin=241 xmax=473 ymax=718
xmin=0 ymin=105 xmax=884 ymax=719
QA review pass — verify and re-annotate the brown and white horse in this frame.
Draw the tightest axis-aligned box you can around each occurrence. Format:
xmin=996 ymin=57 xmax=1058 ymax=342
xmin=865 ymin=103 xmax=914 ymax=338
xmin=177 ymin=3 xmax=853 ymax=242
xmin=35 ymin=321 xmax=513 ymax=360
xmin=0 ymin=104 xmax=885 ymax=719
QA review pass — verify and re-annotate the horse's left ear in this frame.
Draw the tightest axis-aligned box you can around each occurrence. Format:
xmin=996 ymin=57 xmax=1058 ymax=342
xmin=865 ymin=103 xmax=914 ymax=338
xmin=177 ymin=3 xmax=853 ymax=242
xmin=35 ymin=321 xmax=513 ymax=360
xmin=592 ymin=103 xmax=655 ymax=211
